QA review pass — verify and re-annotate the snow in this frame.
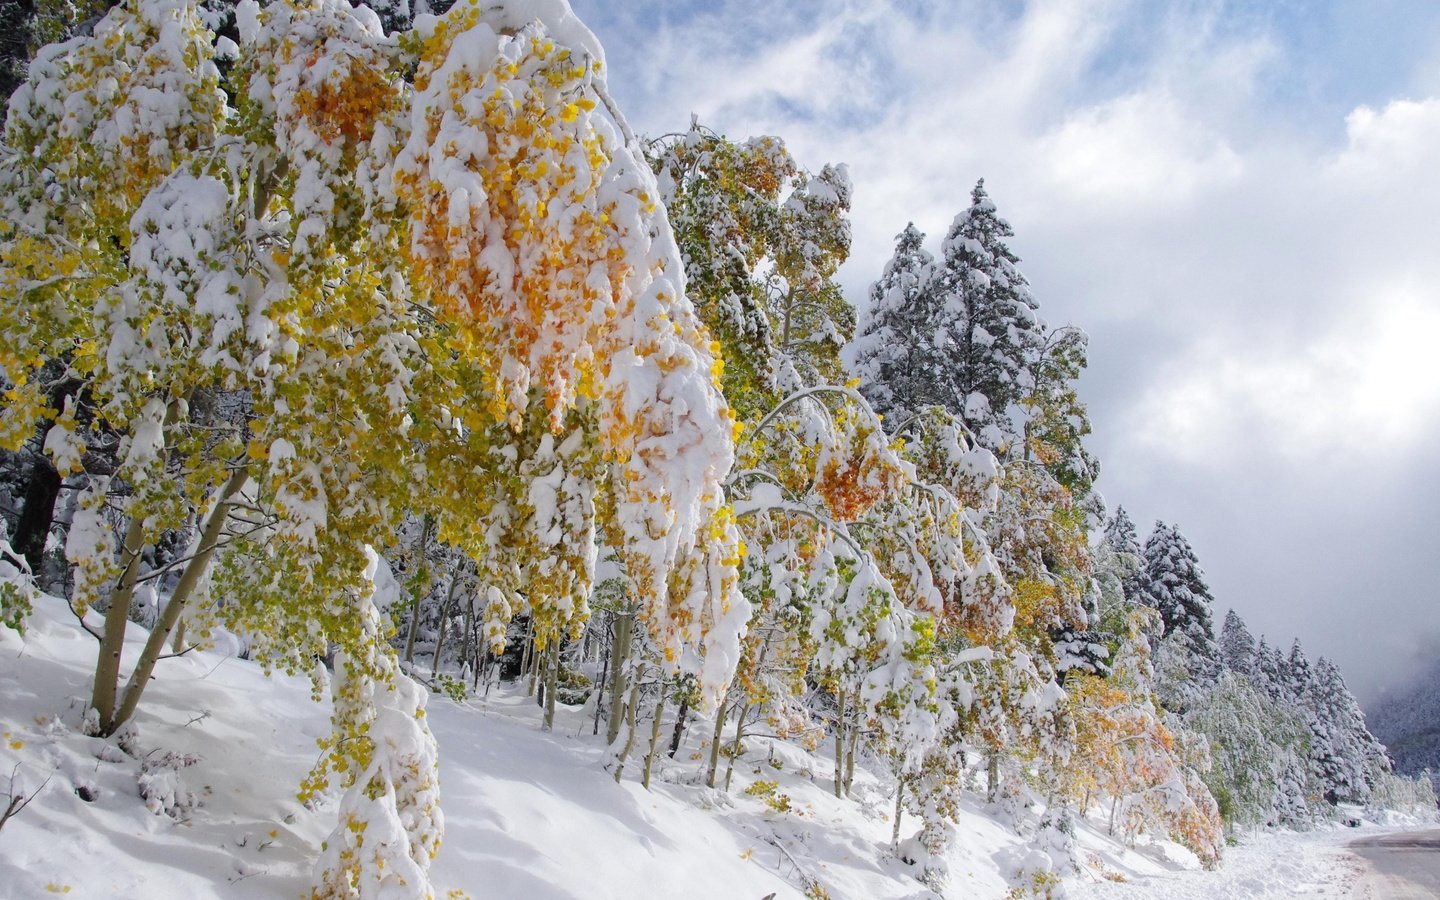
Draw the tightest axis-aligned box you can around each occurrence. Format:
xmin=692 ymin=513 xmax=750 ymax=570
xmin=5 ymin=590 xmax=1428 ymax=899
xmin=1070 ymin=826 xmax=1369 ymax=898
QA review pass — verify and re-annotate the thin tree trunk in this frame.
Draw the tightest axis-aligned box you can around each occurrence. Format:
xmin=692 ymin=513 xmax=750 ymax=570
xmin=892 ymin=777 xmax=906 ymax=848
xmin=723 ymin=701 xmax=751 ymax=792
xmin=111 ymin=465 xmax=247 ymax=732
xmin=833 ymin=688 xmax=847 ymax=798
xmin=90 ymin=514 xmax=149 ymax=734
xmin=642 ymin=682 xmax=666 ymax=790
xmin=521 ymin=617 xmax=536 ymax=695
xmin=431 ymin=572 xmax=460 ymax=680
xmin=593 ymin=624 xmax=610 ymax=737
xmin=403 ymin=517 xmax=430 ymax=667
xmin=668 ymin=692 xmax=690 ymax=758
xmin=986 ymin=751 xmax=999 ymax=803
xmin=542 ymin=640 xmax=558 ymax=730
xmin=456 ymin=593 xmax=474 ymax=675
xmin=605 ymin=612 xmax=633 ymax=745
xmin=844 ymin=702 xmax=861 ymax=796
xmin=706 ymin=698 xmax=728 ymax=788
xmin=612 ymin=664 xmax=644 ymax=784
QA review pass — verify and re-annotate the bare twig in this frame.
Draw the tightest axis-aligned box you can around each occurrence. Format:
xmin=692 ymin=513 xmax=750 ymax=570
xmin=0 ymin=764 xmax=54 ymax=835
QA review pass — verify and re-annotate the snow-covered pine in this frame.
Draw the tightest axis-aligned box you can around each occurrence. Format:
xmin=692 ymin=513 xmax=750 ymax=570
xmin=851 ymin=223 xmax=948 ymax=424
xmin=1102 ymin=506 xmax=1146 ymax=608
xmin=933 ymin=179 xmax=1044 ymax=452
xmin=1140 ymin=521 xmax=1221 ymax=700
xmin=1220 ymin=608 xmax=1257 ymax=677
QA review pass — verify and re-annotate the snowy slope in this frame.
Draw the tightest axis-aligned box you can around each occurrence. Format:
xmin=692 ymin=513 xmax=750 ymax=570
xmin=0 ymin=592 xmax=1417 ymax=899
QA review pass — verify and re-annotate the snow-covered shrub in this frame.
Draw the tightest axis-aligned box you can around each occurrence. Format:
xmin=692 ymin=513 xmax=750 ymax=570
xmin=137 ymin=751 xmax=202 ymax=820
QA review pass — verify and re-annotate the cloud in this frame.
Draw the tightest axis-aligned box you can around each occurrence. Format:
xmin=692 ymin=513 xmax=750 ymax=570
xmin=1127 ymin=285 xmax=1440 ymax=465
xmin=1041 ymin=91 xmax=1244 ymax=209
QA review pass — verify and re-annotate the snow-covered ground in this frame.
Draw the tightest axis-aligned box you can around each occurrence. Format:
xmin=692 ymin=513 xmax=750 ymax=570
xmin=1070 ymin=826 xmax=1369 ymax=898
xmin=0 ymin=592 xmax=1427 ymax=898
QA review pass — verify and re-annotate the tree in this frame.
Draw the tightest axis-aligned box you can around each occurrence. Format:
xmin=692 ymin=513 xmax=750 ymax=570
xmin=1219 ymin=609 xmax=1256 ymax=676
xmin=851 ymin=224 xmax=947 ymax=423
xmin=3 ymin=0 xmax=746 ymax=892
xmin=1102 ymin=506 xmax=1145 ymax=608
xmin=1140 ymin=522 xmax=1220 ymax=695
xmin=934 ymin=179 xmax=1044 ymax=450
xmin=647 ymin=121 xmax=853 ymax=417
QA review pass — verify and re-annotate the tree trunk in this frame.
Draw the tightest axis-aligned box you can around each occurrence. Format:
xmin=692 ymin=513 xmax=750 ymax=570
xmin=542 ymin=640 xmax=558 ymax=730
xmin=844 ymin=700 xmax=861 ymax=796
xmin=986 ymin=751 xmax=999 ymax=803
xmin=11 ymin=452 xmax=59 ymax=577
xmin=723 ymin=701 xmax=750 ymax=792
xmin=605 ymin=612 xmax=633 ymax=745
xmin=111 ymin=466 xmax=247 ymax=732
xmin=431 ymin=572 xmax=461 ymax=680
xmin=612 ymin=664 xmax=644 ymax=784
xmin=833 ymin=688 xmax=847 ymax=798
xmin=706 ymin=698 xmax=728 ymax=788
xmin=90 ymin=514 xmax=149 ymax=734
xmin=642 ymin=683 xmax=666 ymax=790
xmin=668 ymin=692 xmax=690 ymax=758
xmin=892 ymin=777 xmax=906 ymax=848
xmin=403 ymin=516 xmax=431 ymax=666
xmin=593 ymin=625 xmax=610 ymax=737
xmin=520 ymin=617 xmax=536 ymax=694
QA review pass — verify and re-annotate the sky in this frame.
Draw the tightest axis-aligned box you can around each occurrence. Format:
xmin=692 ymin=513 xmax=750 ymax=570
xmin=569 ymin=0 xmax=1440 ymax=703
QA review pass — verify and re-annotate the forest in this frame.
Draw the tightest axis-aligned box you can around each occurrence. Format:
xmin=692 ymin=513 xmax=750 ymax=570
xmin=0 ymin=0 xmax=1433 ymax=897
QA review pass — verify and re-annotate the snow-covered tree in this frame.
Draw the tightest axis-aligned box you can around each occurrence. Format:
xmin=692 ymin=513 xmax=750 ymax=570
xmin=1219 ymin=609 xmax=1256 ymax=676
xmin=934 ymin=179 xmax=1044 ymax=450
xmin=647 ymin=121 xmax=852 ymax=415
xmin=3 ymin=0 xmax=746 ymax=889
xmin=1309 ymin=655 xmax=1387 ymax=805
xmin=1141 ymin=522 xmax=1220 ymax=696
xmin=851 ymin=224 xmax=947 ymax=423
xmin=1102 ymin=506 xmax=1146 ymax=608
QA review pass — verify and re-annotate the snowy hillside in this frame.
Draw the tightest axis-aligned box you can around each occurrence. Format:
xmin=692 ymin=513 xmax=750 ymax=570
xmin=0 ymin=592 xmax=1424 ymax=900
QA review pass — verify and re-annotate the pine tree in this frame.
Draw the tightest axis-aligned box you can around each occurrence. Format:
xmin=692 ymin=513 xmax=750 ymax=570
xmin=1102 ymin=506 xmax=1146 ymax=608
xmin=851 ymin=224 xmax=947 ymax=423
xmin=934 ymin=179 xmax=1044 ymax=450
xmin=1284 ymin=640 xmax=1314 ymax=705
xmin=1140 ymin=523 xmax=1220 ymax=677
xmin=1252 ymin=636 xmax=1287 ymax=702
xmin=1219 ymin=609 xmax=1256 ymax=676
xmin=1311 ymin=656 xmax=1387 ymax=804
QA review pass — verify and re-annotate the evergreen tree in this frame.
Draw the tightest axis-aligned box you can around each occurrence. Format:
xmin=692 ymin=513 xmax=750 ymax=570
xmin=934 ymin=179 xmax=1044 ymax=450
xmin=1252 ymin=636 xmax=1287 ymax=702
xmin=1103 ymin=506 xmax=1145 ymax=607
xmin=1219 ymin=609 xmax=1256 ymax=676
xmin=851 ymin=224 xmax=947 ymax=423
xmin=1140 ymin=522 xmax=1220 ymax=683
xmin=1284 ymin=640 xmax=1314 ymax=705
xmin=1311 ymin=656 xmax=1388 ymax=804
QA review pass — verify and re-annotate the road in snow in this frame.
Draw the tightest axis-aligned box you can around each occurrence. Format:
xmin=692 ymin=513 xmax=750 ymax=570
xmin=1349 ymin=830 xmax=1440 ymax=899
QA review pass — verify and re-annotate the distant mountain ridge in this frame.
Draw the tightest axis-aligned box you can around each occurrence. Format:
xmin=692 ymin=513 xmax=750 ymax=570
xmin=1368 ymin=658 xmax=1440 ymax=778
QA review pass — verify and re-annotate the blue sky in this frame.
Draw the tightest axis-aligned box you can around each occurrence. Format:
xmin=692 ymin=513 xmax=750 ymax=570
xmin=570 ymin=0 xmax=1440 ymax=700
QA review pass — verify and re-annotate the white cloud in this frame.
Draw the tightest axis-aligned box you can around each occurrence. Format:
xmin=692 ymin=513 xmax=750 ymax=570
xmin=1041 ymin=91 xmax=1244 ymax=209
xmin=1127 ymin=285 xmax=1440 ymax=465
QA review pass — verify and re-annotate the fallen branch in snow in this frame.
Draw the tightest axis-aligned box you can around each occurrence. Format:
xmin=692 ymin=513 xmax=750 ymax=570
xmin=749 ymin=826 xmax=831 ymax=900
xmin=0 ymin=763 xmax=54 ymax=836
